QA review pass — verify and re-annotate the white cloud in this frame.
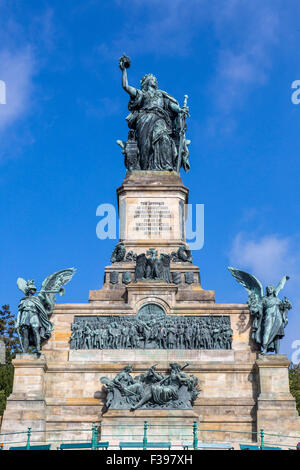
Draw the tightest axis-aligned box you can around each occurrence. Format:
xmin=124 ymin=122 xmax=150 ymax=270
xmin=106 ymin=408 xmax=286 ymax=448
xmin=0 ymin=5 xmax=56 ymax=160
xmin=229 ymin=233 xmax=296 ymax=284
xmin=0 ymin=48 xmax=35 ymax=133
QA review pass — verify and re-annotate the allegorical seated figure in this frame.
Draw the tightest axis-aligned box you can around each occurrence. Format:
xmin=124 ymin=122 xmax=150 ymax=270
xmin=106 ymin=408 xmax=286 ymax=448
xmin=100 ymin=363 xmax=199 ymax=411
xmin=100 ymin=365 xmax=144 ymax=410
xmin=130 ymin=363 xmax=188 ymax=411
xmin=113 ymin=364 xmax=144 ymax=395
xmin=119 ymin=55 xmax=190 ymax=172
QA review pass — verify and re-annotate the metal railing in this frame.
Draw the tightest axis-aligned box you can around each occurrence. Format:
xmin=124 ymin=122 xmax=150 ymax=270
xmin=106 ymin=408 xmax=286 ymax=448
xmin=0 ymin=421 xmax=299 ymax=450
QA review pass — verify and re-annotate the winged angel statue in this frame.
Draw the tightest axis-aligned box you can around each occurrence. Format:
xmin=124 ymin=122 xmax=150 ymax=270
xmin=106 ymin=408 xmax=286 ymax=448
xmin=15 ymin=268 xmax=76 ymax=354
xmin=228 ymin=267 xmax=292 ymax=354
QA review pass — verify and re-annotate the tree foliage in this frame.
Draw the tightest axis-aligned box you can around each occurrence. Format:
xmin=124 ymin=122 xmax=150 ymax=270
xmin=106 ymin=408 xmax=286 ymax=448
xmin=0 ymin=305 xmax=21 ymax=416
xmin=289 ymin=362 xmax=300 ymax=415
xmin=0 ymin=363 xmax=14 ymax=416
xmin=0 ymin=304 xmax=21 ymax=362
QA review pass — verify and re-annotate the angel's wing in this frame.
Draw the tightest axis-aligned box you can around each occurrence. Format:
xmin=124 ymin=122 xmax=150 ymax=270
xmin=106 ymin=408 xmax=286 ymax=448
xmin=159 ymin=253 xmax=171 ymax=267
xmin=135 ymin=254 xmax=147 ymax=281
xmin=17 ymin=277 xmax=27 ymax=294
xmin=228 ymin=267 xmax=263 ymax=299
xmin=41 ymin=268 xmax=76 ymax=297
xmin=275 ymin=275 xmax=290 ymax=296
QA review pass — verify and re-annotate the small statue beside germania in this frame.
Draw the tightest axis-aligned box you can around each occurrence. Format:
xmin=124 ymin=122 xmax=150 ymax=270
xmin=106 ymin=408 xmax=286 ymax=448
xmin=228 ymin=267 xmax=292 ymax=354
xmin=15 ymin=268 xmax=76 ymax=354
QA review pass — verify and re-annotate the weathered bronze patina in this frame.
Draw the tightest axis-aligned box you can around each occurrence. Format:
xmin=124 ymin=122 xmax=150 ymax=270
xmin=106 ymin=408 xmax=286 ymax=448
xmin=228 ymin=267 xmax=292 ymax=354
xmin=100 ymin=363 xmax=199 ymax=411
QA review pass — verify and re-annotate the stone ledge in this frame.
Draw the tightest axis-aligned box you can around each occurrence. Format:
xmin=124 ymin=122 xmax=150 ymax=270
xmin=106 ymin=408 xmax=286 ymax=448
xmin=68 ymin=349 xmax=235 ymax=363
xmin=45 ymin=418 xmax=99 ymax=424
xmin=257 ymin=395 xmax=296 ymax=403
xmin=7 ymin=394 xmax=46 ymax=402
xmin=13 ymin=354 xmax=48 ymax=372
xmin=117 ymin=171 xmax=189 ymax=190
xmin=104 ymin=409 xmax=198 ymax=418
xmin=116 ymin=239 xmax=189 ymax=248
xmin=46 ymin=398 xmax=100 ymax=405
xmin=45 ymin=397 xmax=255 ymax=407
xmin=53 ymin=302 xmax=249 ymax=313
xmin=45 ymin=361 xmax=255 ymax=373
xmin=176 ymin=290 xmax=215 ymax=302
xmin=256 ymin=354 xmax=290 ymax=368
xmin=104 ymin=263 xmax=201 ymax=272
xmin=196 ymin=398 xmax=256 ymax=406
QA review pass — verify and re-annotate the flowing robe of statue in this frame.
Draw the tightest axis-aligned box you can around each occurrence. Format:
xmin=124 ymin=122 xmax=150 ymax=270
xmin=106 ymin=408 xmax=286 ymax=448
xmin=126 ymin=89 xmax=181 ymax=171
xmin=150 ymin=380 xmax=178 ymax=404
xmin=261 ymin=293 xmax=286 ymax=352
xmin=17 ymin=292 xmax=53 ymax=349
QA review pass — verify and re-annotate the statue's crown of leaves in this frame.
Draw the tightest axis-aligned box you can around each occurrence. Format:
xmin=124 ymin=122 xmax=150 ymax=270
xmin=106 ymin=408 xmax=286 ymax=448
xmin=140 ymin=73 xmax=157 ymax=88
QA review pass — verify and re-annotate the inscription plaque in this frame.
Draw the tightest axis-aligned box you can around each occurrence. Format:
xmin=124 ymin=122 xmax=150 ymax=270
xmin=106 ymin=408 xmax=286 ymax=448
xmin=125 ymin=197 xmax=181 ymax=240
xmin=133 ymin=201 xmax=172 ymax=235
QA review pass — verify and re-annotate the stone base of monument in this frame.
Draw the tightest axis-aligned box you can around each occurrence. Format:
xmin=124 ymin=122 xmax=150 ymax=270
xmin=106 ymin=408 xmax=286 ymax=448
xmin=2 ymin=349 xmax=299 ymax=449
xmin=0 ymin=354 xmax=47 ymax=446
xmin=100 ymin=409 xmax=198 ymax=447
xmin=1 ymin=347 xmax=300 ymax=449
xmin=2 ymin=170 xmax=300 ymax=449
xmin=256 ymin=355 xmax=300 ymax=444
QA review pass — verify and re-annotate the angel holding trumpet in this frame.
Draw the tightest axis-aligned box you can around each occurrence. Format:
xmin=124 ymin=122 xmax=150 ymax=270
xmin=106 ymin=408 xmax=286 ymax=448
xmin=228 ymin=267 xmax=292 ymax=354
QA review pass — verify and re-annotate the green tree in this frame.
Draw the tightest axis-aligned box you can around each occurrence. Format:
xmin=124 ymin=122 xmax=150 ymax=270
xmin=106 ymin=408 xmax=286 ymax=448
xmin=0 ymin=304 xmax=21 ymax=362
xmin=0 ymin=305 xmax=21 ymax=416
xmin=289 ymin=362 xmax=300 ymax=415
xmin=0 ymin=363 xmax=14 ymax=416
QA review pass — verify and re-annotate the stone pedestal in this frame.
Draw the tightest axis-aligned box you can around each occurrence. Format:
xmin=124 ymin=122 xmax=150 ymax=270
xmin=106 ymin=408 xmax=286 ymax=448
xmin=2 ymin=169 xmax=299 ymax=450
xmin=256 ymin=354 xmax=300 ymax=445
xmin=0 ymin=354 xmax=47 ymax=445
xmin=101 ymin=409 xmax=198 ymax=447
xmin=117 ymin=171 xmax=190 ymax=254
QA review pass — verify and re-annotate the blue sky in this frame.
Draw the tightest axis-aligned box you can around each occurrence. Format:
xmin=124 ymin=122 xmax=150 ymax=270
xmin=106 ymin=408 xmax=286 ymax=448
xmin=0 ymin=0 xmax=299 ymax=359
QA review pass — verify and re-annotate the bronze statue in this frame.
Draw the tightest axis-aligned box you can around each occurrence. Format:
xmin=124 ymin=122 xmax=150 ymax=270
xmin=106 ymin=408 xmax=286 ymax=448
xmin=16 ymin=268 xmax=76 ymax=354
xmin=228 ymin=267 xmax=292 ymax=354
xmin=118 ymin=54 xmax=190 ymax=173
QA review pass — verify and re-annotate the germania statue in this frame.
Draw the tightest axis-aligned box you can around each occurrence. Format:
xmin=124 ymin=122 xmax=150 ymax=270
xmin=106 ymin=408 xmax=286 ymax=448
xmin=118 ymin=54 xmax=190 ymax=173
xmin=228 ymin=267 xmax=292 ymax=354
xmin=15 ymin=268 xmax=76 ymax=354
